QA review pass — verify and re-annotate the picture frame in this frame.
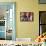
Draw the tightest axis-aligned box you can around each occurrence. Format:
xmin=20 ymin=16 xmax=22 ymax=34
xmin=39 ymin=0 xmax=46 ymax=4
xmin=20 ymin=12 xmax=34 ymax=22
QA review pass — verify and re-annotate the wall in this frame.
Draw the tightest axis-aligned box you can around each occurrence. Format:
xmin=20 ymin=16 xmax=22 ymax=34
xmin=16 ymin=0 xmax=39 ymax=40
xmin=0 ymin=0 xmax=46 ymax=40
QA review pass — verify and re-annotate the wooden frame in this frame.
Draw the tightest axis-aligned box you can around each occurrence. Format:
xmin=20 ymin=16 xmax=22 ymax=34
xmin=20 ymin=12 xmax=34 ymax=22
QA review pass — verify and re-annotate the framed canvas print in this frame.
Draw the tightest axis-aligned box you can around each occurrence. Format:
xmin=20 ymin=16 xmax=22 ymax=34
xmin=39 ymin=0 xmax=46 ymax=4
xmin=0 ymin=2 xmax=16 ymax=40
xmin=20 ymin=12 xmax=34 ymax=22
